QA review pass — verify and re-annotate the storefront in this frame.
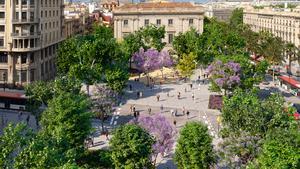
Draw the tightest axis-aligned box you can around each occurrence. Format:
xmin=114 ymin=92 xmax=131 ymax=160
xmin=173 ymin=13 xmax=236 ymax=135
xmin=278 ymin=76 xmax=300 ymax=96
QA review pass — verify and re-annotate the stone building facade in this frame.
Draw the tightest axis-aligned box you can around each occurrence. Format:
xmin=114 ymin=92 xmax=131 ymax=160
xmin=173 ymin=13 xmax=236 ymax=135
xmin=244 ymin=7 xmax=300 ymax=48
xmin=113 ymin=2 xmax=205 ymax=47
xmin=0 ymin=0 xmax=64 ymax=87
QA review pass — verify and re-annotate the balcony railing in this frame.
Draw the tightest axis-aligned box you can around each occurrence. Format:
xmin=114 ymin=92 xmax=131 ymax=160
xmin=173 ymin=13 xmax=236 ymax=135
xmin=11 ymin=32 xmax=41 ymax=38
xmin=0 ymin=4 xmax=4 ymax=8
xmin=12 ymin=18 xmax=39 ymax=24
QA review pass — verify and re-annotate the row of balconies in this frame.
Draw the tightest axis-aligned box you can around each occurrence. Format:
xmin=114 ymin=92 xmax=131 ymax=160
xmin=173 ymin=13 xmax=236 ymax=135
xmin=14 ymin=5 xmax=35 ymax=9
xmin=11 ymin=32 xmax=41 ymax=38
xmin=12 ymin=18 xmax=39 ymax=24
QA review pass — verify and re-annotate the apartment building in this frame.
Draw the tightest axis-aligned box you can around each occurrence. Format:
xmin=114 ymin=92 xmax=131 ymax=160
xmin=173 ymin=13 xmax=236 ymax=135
xmin=0 ymin=0 xmax=64 ymax=87
xmin=113 ymin=2 xmax=204 ymax=46
xmin=244 ymin=7 xmax=300 ymax=48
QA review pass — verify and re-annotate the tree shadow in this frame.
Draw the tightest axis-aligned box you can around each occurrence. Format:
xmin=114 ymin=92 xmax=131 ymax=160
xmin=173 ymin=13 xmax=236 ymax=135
xmin=156 ymin=158 xmax=177 ymax=169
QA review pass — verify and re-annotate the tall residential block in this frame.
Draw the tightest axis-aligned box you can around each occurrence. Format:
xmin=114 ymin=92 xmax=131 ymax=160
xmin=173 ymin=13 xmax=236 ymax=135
xmin=113 ymin=2 xmax=204 ymax=47
xmin=0 ymin=0 xmax=64 ymax=87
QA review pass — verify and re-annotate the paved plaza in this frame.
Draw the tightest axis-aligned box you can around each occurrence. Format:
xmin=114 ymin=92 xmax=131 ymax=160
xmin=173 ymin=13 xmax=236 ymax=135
xmin=1 ymin=69 xmax=300 ymax=168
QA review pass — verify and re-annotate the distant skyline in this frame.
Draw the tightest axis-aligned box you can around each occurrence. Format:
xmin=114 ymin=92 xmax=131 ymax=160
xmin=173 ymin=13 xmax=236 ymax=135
xmin=68 ymin=0 xmax=210 ymax=4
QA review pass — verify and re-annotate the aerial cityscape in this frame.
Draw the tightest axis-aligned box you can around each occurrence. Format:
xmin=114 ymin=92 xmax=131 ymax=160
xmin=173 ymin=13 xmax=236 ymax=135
xmin=0 ymin=0 xmax=299 ymax=168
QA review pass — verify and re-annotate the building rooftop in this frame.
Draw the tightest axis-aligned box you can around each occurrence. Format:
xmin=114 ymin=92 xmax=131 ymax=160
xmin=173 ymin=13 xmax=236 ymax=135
xmin=244 ymin=7 xmax=300 ymax=18
xmin=114 ymin=2 xmax=204 ymax=15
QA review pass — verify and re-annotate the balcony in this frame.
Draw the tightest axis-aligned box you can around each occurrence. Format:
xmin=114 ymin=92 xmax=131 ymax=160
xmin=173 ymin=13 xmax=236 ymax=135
xmin=11 ymin=32 xmax=41 ymax=38
xmin=12 ymin=18 xmax=39 ymax=24
xmin=11 ymin=46 xmax=40 ymax=52
xmin=15 ymin=4 xmax=35 ymax=9
xmin=0 ymin=4 xmax=4 ymax=8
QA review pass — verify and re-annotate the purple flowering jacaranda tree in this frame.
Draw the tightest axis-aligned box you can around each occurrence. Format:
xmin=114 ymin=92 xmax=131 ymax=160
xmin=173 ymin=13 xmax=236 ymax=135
xmin=206 ymin=60 xmax=241 ymax=95
xmin=132 ymin=48 xmax=173 ymax=84
xmin=158 ymin=50 xmax=174 ymax=78
xmin=131 ymin=114 xmax=177 ymax=166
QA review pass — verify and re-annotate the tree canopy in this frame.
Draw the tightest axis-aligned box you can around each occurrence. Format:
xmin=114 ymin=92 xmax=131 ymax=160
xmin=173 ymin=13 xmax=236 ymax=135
xmin=175 ymin=122 xmax=215 ymax=169
xmin=109 ymin=124 xmax=154 ymax=169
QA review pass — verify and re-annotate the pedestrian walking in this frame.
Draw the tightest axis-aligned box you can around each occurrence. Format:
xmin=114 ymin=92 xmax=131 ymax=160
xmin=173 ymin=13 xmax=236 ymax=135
xmin=170 ymin=109 xmax=174 ymax=116
xmin=26 ymin=115 xmax=30 ymax=124
xmin=129 ymin=84 xmax=132 ymax=91
xmin=148 ymin=107 xmax=152 ymax=114
xmin=133 ymin=105 xmax=136 ymax=113
xmin=133 ymin=111 xmax=137 ymax=118
xmin=192 ymin=92 xmax=195 ymax=101
xmin=130 ymin=105 xmax=133 ymax=113
xmin=156 ymin=94 xmax=160 ymax=102
xmin=173 ymin=120 xmax=177 ymax=126
xmin=139 ymin=91 xmax=143 ymax=98
xmin=160 ymin=104 xmax=164 ymax=113
xmin=177 ymin=92 xmax=181 ymax=99
xmin=187 ymin=111 xmax=190 ymax=119
xmin=105 ymin=130 xmax=109 ymax=141
xmin=136 ymin=111 xmax=140 ymax=117
xmin=167 ymin=92 xmax=169 ymax=97
xmin=18 ymin=111 xmax=22 ymax=120
xmin=137 ymin=91 xmax=139 ymax=99
xmin=190 ymin=83 xmax=193 ymax=89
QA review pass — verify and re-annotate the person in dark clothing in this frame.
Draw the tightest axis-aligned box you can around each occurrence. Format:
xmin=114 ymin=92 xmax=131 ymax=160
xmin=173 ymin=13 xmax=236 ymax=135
xmin=173 ymin=120 xmax=177 ymax=126
xmin=129 ymin=84 xmax=132 ymax=91
xmin=134 ymin=111 xmax=137 ymax=118
xmin=187 ymin=111 xmax=190 ymax=119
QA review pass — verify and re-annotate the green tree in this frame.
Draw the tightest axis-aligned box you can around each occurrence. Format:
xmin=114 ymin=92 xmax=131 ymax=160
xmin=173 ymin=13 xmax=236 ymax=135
xmin=172 ymin=28 xmax=200 ymax=57
xmin=230 ymin=8 xmax=244 ymax=28
xmin=285 ymin=42 xmax=300 ymax=73
xmin=249 ymin=127 xmax=300 ymax=169
xmin=57 ymin=25 xmax=129 ymax=93
xmin=174 ymin=122 xmax=215 ymax=169
xmin=14 ymin=133 xmax=75 ymax=169
xmin=0 ymin=123 xmax=33 ymax=169
xmin=139 ymin=24 xmax=166 ymax=51
xmin=176 ymin=52 xmax=197 ymax=78
xmin=41 ymin=92 xmax=92 ymax=156
xmin=258 ymin=31 xmax=285 ymax=81
xmin=109 ymin=124 xmax=154 ymax=169
xmin=219 ymin=88 xmax=296 ymax=167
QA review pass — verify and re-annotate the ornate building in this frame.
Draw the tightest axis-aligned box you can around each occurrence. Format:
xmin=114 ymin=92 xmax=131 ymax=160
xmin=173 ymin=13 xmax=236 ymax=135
xmin=113 ymin=2 xmax=204 ymax=47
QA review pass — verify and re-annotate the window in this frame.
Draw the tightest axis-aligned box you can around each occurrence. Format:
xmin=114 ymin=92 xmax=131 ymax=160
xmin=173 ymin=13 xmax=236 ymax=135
xmin=0 ymin=69 xmax=7 ymax=81
xmin=22 ymin=12 xmax=26 ymax=20
xmin=30 ymin=12 xmax=34 ymax=21
xmin=0 ymin=38 xmax=3 ymax=47
xmin=22 ymin=0 xmax=27 ymax=5
xmin=21 ymin=54 xmax=27 ymax=64
xmin=41 ymin=63 xmax=44 ymax=76
xmin=168 ymin=19 xmax=173 ymax=26
xmin=30 ymin=69 xmax=35 ymax=82
xmin=41 ymin=11 xmax=43 ymax=17
xmin=16 ymin=12 xmax=19 ymax=19
xmin=30 ymin=53 xmax=34 ymax=63
xmin=0 ymin=25 xmax=4 ymax=32
xmin=144 ymin=19 xmax=149 ymax=26
xmin=21 ymin=70 xmax=27 ymax=82
xmin=0 ymin=52 xmax=7 ymax=63
xmin=189 ymin=19 xmax=193 ymax=25
xmin=30 ymin=0 xmax=34 ymax=5
xmin=0 ymin=12 xmax=4 ymax=19
xmin=123 ymin=20 xmax=128 ymax=27
xmin=168 ymin=33 xmax=174 ymax=44
xmin=0 ymin=0 xmax=4 ymax=5
xmin=156 ymin=19 xmax=161 ymax=26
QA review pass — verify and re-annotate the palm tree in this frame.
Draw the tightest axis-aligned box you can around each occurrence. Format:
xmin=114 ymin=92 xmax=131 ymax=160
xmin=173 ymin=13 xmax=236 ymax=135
xmin=284 ymin=42 xmax=300 ymax=74
xmin=259 ymin=31 xmax=285 ymax=82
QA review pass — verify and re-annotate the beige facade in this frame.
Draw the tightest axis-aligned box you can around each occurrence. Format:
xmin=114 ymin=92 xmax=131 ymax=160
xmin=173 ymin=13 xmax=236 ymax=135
xmin=243 ymin=7 xmax=300 ymax=48
xmin=113 ymin=2 xmax=205 ymax=47
xmin=0 ymin=0 xmax=64 ymax=87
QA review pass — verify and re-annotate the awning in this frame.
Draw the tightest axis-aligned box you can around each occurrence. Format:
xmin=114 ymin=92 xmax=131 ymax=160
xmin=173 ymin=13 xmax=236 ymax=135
xmin=278 ymin=76 xmax=300 ymax=89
